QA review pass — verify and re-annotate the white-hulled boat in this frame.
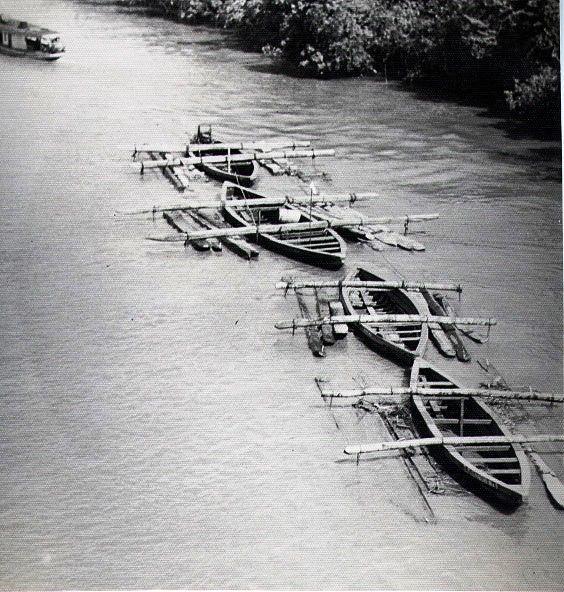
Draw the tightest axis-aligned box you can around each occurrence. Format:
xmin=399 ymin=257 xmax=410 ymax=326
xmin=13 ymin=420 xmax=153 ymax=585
xmin=0 ymin=16 xmax=64 ymax=61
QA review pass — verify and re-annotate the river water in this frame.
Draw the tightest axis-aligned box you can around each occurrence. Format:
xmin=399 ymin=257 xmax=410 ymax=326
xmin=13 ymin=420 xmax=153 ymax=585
xmin=0 ymin=1 xmax=562 ymax=589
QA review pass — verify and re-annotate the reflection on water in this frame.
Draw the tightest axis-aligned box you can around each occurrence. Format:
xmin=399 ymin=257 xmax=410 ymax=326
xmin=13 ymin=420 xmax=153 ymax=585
xmin=0 ymin=0 xmax=562 ymax=589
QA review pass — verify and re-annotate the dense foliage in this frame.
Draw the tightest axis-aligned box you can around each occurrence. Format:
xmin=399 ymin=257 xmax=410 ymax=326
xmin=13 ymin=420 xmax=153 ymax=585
xmin=119 ymin=0 xmax=560 ymax=126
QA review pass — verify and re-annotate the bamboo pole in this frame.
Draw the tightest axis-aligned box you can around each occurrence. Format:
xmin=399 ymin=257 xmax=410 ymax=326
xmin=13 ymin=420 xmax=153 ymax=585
xmin=275 ymin=280 xmax=463 ymax=292
xmin=183 ymin=214 xmax=439 ymax=241
xmin=275 ymin=314 xmax=496 ymax=330
xmin=134 ymin=140 xmax=312 ymax=154
xmin=319 ymin=386 xmax=564 ymax=403
xmin=120 ymin=193 xmax=373 ymax=216
xmin=139 ymin=148 xmax=335 ymax=170
xmin=344 ymin=434 xmax=564 ymax=455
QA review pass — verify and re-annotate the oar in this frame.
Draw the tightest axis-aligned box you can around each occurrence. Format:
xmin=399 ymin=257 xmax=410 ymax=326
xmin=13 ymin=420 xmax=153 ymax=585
xmin=139 ymin=148 xmax=335 ymax=170
xmin=344 ymin=434 xmax=564 ymax=456
xmin=275 ymin=314 xmax=496 ymax=330
xmin=182 ymin=214 xmax=439 ymax=242
xmin=276 ymin=279 xmax=463 ymax=293
xmin=319 ymin=386 xmax=564 ymax=404
xmin=523 ymin=446 xmax=564 ymax=509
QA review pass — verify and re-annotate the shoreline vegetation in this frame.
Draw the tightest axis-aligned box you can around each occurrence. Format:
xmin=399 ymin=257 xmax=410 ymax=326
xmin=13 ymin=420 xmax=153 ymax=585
xmin=110 ymin=0 xmax=558 ymax=133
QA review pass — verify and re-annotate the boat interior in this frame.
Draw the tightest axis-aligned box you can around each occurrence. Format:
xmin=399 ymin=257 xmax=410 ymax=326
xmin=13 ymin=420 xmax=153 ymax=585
xmin=416 ymin=365 xmax=522 ymax=486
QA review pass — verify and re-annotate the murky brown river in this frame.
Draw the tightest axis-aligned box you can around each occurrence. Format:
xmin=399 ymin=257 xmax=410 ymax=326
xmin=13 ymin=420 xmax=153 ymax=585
xmin=0 ymin=0 xmax=562 ymax=589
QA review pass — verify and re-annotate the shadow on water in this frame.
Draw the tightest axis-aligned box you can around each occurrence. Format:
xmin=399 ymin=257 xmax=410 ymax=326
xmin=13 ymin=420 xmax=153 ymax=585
xmin=403 ymin=81 xmax=561 ymax=143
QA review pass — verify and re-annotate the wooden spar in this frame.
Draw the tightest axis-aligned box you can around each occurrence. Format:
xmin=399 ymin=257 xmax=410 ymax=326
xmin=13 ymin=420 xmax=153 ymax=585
xmin=139 ymin=148 xmax=335 ymax=170
xmin=319 ymin=386 xmax=564 ymax=403
xmin=221 ymin=194 xmax=370 ymax=207
xmin=183 ymin=214 xmax=439 ymax=241
xmin=275 ymin=314 xmax=496 ymax=330
xmin=275 ymin=279 xmax=462 ymax=292
xmin=121 ymin=193 xmax=375 ymax=216
xmin=134 ymin=140 xmax=312 ymax=154
xmin=344 ymin=434 xmax=564 ymax=455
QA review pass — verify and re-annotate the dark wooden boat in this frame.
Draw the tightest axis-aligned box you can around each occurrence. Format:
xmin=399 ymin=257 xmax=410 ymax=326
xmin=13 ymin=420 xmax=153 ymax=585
xmin=410 ymin=358 xmax=530 ymax=506
xmin=339 ymin=267 xmax=429 ymax=366
xmin=189 ymin=126 xmax=258 ymax=187
xmin=221 ymin=182 xmax=346 ymax=269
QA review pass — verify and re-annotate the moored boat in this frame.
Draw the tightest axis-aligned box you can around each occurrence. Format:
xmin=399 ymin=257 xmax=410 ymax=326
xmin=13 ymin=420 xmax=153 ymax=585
xmin=188 ymin=126 xmax=258 ymax=186
xmin=221 ymin=182 xmax=346 ymax=269
xmin=410 ymin=358 xmax=530 ymax=506
xmin=0 ymin=16 xmax=64 ymax=60
xmin=340 ymin=267 xmax=429 ymax=366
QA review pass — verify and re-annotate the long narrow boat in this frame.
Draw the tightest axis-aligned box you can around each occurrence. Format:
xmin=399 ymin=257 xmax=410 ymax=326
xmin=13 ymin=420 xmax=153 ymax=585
xmin=410 ymin=358 xmax=530 ymax=506
xmin=188 ymin=126 xmax=258 ymax=186
xmin=0 ymin=16 xmax=64 ymax=60
xmin=339 ymin=267 xmax=429 ymax=366
xmin=221 ymin=182 xmax=346 ymax=269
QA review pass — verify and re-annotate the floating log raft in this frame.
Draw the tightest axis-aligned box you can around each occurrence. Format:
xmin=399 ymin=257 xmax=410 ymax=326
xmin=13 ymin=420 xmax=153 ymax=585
xmin=295 ymin=290 xmax=325 ymax=357
xmin=422 ymin=289 xmax=470 ymax=362
xmin=163 ymin=211 xmax=211 ymax=251
xmin=184 ymin=211 xmax=222 ymax=251
xmin=435 ymin=293 xmax=488 ymax=344
xmin=196 ymin=209 xmax=259 ymax=260
xmin=148 ymin=151 xmax=187 ymax=191
xmin=315 ymin=291 xmax=335 ymax=346
xmin=300 ymin=204 xmax=428 ymax=251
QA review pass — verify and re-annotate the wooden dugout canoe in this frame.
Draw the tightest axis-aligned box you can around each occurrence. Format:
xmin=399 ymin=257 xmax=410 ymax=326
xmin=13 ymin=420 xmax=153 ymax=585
xmin=409 ymin=358 xmax=530 ymax=506
xmin=188 ymin=127 xmax=258 ymax=186
xmin=339 ymin=267 xmax=429 ymax=366
xmin=221 ymin=182 xmax=346 ymax=269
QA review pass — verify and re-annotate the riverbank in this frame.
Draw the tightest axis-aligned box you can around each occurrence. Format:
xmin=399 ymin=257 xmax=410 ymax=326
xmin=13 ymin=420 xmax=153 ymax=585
xmin=107 ymin=0 xmax=560 ymax=135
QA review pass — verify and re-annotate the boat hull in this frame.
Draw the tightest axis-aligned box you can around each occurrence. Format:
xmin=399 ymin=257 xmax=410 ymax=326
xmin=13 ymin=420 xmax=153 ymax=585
xmin=0 ymin=46 xmax=63 ymax=60
xmin=221 ymin=182 xmax=345 ymax=269
xmin=222 ymin=207 xmax=345 ymax=269
xmin=197 ymin=161 xmax=258 ymax=186
xmin=409 ymin=359 xmax=530 ymax=507
xmin=340 ymin=267 xmax=429 ymax=366
xmin=189 ymin=141 xmax=258 ymax=186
